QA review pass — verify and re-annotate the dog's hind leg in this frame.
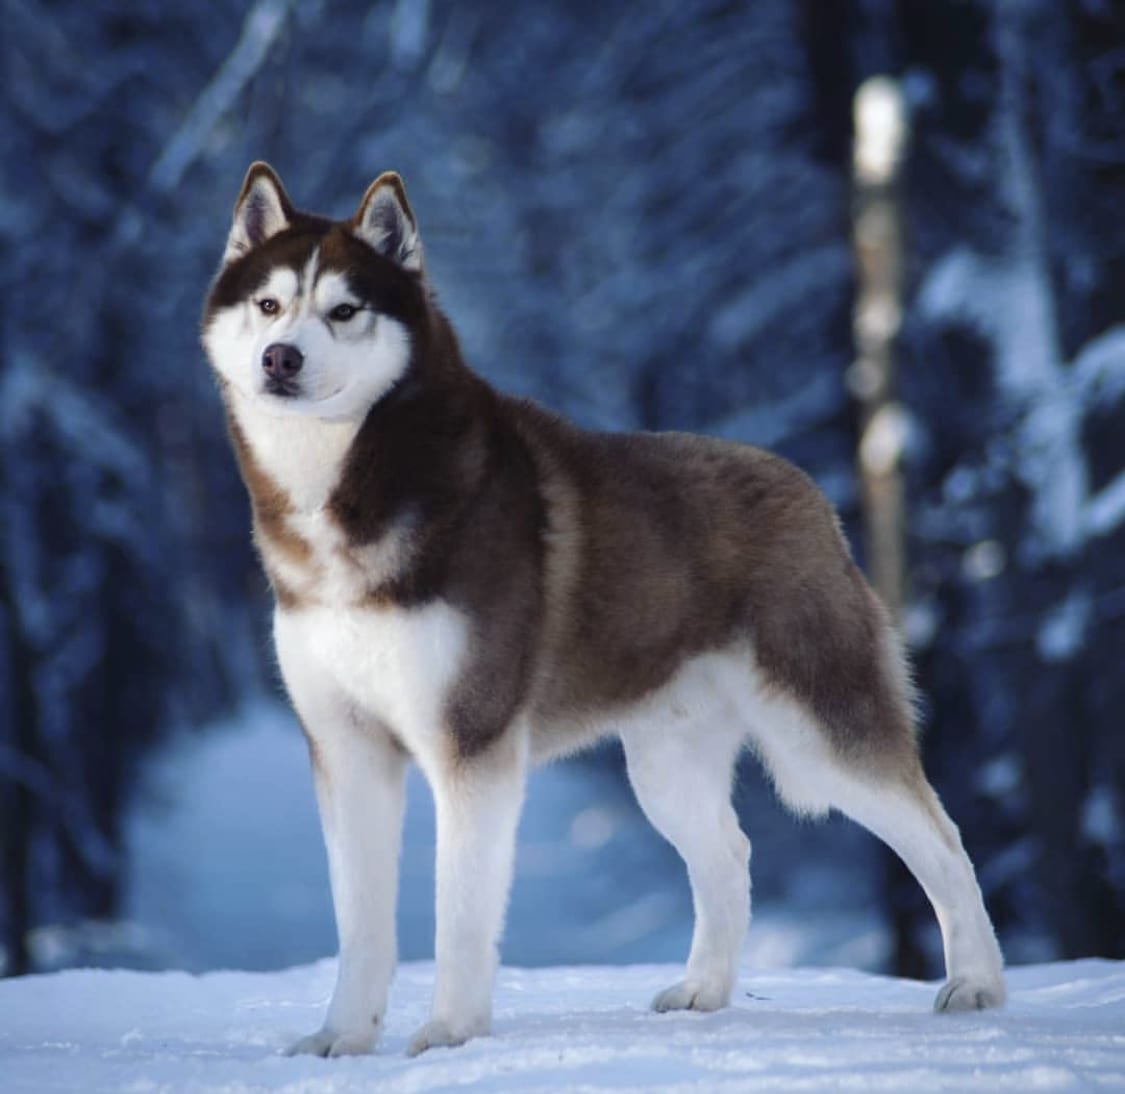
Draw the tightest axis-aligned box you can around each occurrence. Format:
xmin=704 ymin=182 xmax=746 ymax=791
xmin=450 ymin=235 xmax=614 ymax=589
xmin=748 ymin=683 xmax=1005 ymax=1012
xmin=827 ymin=759 xmax=1006 ymax=1011
xmin=620 ymin=717 xmax=750 ymax=1012
xmin=744 ymin=544 xmax=1005 ymax=1010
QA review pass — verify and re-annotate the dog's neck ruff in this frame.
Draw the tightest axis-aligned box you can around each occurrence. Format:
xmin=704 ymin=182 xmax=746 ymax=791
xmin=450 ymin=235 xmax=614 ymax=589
xmin=229 ymin=385 xmax=359 ymax=514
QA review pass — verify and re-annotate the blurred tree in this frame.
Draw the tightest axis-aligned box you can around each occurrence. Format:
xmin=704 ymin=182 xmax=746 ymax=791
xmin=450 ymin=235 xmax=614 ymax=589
xmin=0 ymin=1 xmax=264 ymax=972
xmin=893 ymin=0 xmax=1125 ymax=967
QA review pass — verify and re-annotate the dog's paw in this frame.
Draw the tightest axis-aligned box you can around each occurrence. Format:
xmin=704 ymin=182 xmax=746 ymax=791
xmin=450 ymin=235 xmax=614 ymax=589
xmin=405 ymin=1017 xmax=487 ymax=1057
xmin=651 ymin=979 xmax=729 ymax=1013
xmin=284 ymin=1026 xmax=377 ymax=1058
xmin=934 ymin=975 xmax=1006 ymax=1013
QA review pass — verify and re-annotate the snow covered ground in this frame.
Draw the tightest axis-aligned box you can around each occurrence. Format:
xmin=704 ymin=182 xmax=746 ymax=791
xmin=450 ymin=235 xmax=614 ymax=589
xmin=15 ymin=704 xmax=1118 ymax=1089
xmin=2 ymin=957 xmax=1123 ymax=1091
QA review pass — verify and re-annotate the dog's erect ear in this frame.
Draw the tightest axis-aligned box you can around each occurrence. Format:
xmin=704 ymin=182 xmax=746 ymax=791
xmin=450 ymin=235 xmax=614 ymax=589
xmin=350 ymin=172 xmax=423 ymax=273
xmin=223 ymin=162 xmax=294 ymax=264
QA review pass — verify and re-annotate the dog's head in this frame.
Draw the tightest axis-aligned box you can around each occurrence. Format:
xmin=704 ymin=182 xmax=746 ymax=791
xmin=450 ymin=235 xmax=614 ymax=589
xmin=202 ymin=163 xmax=425 ymax=421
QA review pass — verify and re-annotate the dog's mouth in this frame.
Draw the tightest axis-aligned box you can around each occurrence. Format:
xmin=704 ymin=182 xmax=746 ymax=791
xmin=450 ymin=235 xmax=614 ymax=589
xmin=264 ymin=377 xmax=301 ymax=398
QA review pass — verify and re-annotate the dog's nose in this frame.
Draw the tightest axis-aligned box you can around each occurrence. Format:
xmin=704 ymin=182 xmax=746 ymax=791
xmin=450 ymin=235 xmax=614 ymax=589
xmin=262 ymin=343 xmax=304 ymax=379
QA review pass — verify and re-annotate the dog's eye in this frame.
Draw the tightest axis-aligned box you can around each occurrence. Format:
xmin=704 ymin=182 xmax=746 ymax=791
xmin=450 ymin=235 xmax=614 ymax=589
xmin=257 ymin=298 xmax=280 ymax=316
xmin=329 ymin=303 xmax=359 ymax=322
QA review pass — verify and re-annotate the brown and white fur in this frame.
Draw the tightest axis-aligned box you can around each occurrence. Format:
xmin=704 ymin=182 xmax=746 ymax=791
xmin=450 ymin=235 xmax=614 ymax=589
xmin=201 ymin=163 xmax=1005 ymax=1057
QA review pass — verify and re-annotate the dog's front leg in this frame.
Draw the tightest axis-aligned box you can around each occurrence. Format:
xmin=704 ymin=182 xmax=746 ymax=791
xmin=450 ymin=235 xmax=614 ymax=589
xmin=276 ymin=616 xmax=407 ymax=1057
xmin=407 ymin=737 xmax=527 ymax=1056
xmin=294 ymin=722 xmax=406 ymax=1057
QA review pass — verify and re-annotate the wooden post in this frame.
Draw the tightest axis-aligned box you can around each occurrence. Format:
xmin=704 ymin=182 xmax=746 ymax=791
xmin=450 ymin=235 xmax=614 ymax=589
xmin=852 ymin=76 xmax=908 ymax=624
xmin=853 ymin=76 xmax=928 ymax=979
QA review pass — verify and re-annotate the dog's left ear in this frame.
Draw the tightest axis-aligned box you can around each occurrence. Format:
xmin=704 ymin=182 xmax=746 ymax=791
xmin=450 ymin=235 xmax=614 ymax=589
xmin=351 ymin=172 xmax=423 ymax=273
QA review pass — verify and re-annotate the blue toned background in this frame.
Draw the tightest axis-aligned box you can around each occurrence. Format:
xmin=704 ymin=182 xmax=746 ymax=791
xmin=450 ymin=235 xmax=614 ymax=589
xmin=2 ymin=0 xmax=1123 ymax=979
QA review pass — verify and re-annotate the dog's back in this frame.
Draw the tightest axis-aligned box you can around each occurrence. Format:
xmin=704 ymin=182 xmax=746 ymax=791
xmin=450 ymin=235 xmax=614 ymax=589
xmin=500 ymin=401 xmax=911 ymax=773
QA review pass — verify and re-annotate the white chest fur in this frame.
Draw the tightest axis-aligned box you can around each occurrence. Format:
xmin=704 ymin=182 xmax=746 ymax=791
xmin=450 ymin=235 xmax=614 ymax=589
xmin=230 ymin=389 xmax=357 ymax=511
xmin=274 ymin=597 xmax=469 ymax=769
xmin=231 ymin=392 xmax=409 ymax=604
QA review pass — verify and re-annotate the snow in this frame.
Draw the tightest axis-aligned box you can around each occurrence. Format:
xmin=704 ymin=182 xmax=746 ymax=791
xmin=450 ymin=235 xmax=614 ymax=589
xmin=1084 ymin=469 xmax=1125 ymax=541
xmin=28 ymin=697 xmax=1109 ymax=1092
xmin=916 ymin=246 xmax=1089 ymax=562
xmin=1 ymin=958 xmax=1122 ymax=1091
xmin=1036 ymin=589 xmax=1094 ymax=664
xmin=8 ymin=680 xmax=1123 ymax=1089
xmin=853 ymin=76 xmax=907 ymax=185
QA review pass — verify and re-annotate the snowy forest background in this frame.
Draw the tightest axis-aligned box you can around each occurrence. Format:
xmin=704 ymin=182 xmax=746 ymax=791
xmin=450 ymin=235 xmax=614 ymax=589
xmin=2 ymin=0 xmax=1123 ymax=981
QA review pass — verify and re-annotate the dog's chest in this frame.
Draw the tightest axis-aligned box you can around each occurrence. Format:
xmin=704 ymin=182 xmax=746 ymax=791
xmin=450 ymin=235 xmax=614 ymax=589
xmin=237 ymin=408 xmax=467 ymax=751
xmin=278 ymin=597 xmax=469 ymax=757
xmin=265 ymin=503 xmax=404 ymax=607
xmin=232 ymin=402 xmax=401 ymax=607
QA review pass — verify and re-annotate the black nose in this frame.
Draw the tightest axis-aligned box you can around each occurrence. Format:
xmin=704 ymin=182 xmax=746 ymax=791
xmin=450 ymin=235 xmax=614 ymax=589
xmin=262 ymin=343 xmax=303 ymax=379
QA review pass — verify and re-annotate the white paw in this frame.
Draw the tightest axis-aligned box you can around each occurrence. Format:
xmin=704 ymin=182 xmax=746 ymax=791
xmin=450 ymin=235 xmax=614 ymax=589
xmin=284 ymin=1025 xmax=378 ymax=1057
xmin=406 ymin=1017 xmax=488 ymax=1057
xmin=934 ymin=975 xmax=1006 ymax=1013
xmin=651 ymin=979 xmax=730 ymax=1013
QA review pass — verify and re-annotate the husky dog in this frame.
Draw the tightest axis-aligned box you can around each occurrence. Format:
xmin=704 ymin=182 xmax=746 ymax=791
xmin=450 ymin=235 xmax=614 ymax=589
xmin=202 ymin=163 xmax=1005 ymax=1057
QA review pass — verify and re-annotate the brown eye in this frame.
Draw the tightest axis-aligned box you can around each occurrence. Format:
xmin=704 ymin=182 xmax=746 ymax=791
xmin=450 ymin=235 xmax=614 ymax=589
xmin=258 ymin=297 xmax=280 ymax=315
xmin=329 ymin=303 xmax=359 ymax=322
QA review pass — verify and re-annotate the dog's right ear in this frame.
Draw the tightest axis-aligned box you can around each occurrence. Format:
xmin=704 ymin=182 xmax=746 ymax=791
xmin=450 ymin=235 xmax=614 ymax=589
xmin=222 ymin=162 xmax=294 ymax=264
